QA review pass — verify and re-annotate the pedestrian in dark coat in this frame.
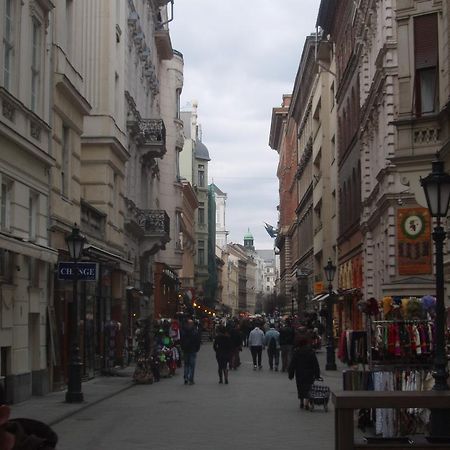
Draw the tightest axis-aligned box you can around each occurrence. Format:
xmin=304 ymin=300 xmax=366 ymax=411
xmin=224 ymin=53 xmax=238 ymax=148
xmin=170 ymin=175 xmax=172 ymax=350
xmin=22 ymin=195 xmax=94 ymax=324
xmin=288 ymin=335 xmax=320 ymax=409
xmin=213 ymin=326 xmax=233 ymax=384
xmin=180 ymin=320 xmax=201 ymax=385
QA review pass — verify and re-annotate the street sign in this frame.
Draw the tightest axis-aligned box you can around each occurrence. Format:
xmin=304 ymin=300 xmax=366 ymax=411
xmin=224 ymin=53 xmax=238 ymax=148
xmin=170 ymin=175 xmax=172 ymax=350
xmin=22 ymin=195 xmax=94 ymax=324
xmin=57 ymin=262 xmax=98 ymax=281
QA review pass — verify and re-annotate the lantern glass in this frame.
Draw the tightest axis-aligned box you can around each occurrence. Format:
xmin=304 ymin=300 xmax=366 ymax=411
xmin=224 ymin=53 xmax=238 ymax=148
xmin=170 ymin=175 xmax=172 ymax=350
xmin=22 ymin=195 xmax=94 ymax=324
xmin=324 ymin=258 xmax=336 ymax=283
xmin=66 ymin=225 xmax=86 ymax=260
xmin=421 ymin=159 xmax=450 ymax=218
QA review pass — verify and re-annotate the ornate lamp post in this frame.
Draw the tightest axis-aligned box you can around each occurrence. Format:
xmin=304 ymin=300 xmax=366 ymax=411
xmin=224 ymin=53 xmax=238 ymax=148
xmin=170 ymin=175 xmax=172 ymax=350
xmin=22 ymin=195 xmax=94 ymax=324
xmin=324 ymin=258 xmax=337 ymax=371
xmin=420 ymin=158 xmax=450 ymax=436
xmin=65 ymin=224 xmax=87 ymax=403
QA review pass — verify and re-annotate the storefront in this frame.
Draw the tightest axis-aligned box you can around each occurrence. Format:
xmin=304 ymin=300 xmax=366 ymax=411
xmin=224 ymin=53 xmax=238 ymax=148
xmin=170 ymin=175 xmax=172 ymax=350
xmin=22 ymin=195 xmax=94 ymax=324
xmin=153 ymin=262 xmax=180 ymax=319
xmin=52 ymin=246 xmax=132 ymax=390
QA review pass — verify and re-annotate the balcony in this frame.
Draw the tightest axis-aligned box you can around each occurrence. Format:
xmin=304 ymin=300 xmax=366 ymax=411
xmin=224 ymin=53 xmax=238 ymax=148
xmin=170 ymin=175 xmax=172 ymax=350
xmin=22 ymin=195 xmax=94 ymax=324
xmin=136 ymin=118 xmax=166 ymax=160
xmin=154 ymin=27 xmax=173 ymax=60
xmin=125 ymin=199 xmax=170 ymax=255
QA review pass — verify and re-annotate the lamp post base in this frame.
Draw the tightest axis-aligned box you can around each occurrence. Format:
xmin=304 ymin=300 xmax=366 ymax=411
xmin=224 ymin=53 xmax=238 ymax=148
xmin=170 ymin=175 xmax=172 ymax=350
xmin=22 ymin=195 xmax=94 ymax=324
xmin=326 ymin=344 xmax=337 ymax=371
xmin=65 ymin=391 xmax=84 ymax=403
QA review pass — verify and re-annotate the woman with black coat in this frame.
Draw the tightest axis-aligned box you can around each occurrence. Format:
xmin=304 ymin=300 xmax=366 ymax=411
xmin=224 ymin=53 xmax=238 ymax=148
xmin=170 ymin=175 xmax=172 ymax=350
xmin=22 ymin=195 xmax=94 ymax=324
xmin=213 ymin=326 xmax=233 ymax=384
xmin=288 ymin=335 xmax=321 ymax=409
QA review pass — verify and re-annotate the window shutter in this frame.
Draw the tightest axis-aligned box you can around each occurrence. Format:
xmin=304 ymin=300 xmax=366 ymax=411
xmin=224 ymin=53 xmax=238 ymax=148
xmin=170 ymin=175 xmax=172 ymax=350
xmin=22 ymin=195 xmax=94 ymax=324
xmin=414 ymin=14 xmax=438 ymax=69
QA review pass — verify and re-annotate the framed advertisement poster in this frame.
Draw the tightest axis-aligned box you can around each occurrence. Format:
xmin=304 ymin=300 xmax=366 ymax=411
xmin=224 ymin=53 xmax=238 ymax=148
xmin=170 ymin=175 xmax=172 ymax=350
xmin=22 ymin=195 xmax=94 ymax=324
xmin=397 ymin=207 xmax=432 ymax=275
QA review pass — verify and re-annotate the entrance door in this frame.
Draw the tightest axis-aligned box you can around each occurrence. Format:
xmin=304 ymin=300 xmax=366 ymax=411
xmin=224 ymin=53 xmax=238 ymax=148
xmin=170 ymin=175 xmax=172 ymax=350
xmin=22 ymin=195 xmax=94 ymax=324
xmin=28 ymin=313 xmax=40 ymax=394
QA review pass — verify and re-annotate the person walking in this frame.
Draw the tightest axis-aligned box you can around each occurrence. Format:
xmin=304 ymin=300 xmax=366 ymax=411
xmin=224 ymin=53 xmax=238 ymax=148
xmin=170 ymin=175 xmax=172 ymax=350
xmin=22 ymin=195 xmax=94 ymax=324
xmin=213 ymin=326 xmax=233 ymax=384
xmin=229 ymin=323 xmax=242 ymax=370
xmin=248 ymin=323 xmax=265 ymax=370
xmin=279 ymin=320 xmax=295 ymax=372
xmin=180 ymin=319 xmax=201 ymax=385
xmin=288 ymin=335 xmax=321 ymax=409
xmin=264 ymin=323 xmax=281 ymax=371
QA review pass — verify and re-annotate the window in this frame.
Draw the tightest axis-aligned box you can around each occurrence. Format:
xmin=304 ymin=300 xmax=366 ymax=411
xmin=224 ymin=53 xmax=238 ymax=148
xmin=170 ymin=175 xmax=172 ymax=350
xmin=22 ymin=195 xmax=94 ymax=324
xmin=0 ymin=176 xmax=12 ymax=230
xmin=31 ymin=18 xmax=42 ymax=112
xmin=330 ymin=81 xmax=335 ymax=110
xmin=28 ymin=257 xmax=39 ymax=288
xmin=176 ymin=88 xmax=181 ymax=119
xmin=29 ymin=191 xmax=39 ymax=241
xmin=66 ymin=0 xmax=74 ymax=56
xmin=198 ymin=240 xmax=205 ymax=266
xmin=198 ymin=164 xmax=205 ymax=187
xmin=3 ymin=0 xmax=14 ymax=90
xmin=0 ymin=249 xmax=12 ymax=282
xmin=198 ymin=202 xmax=205 ymax=225
xmin=61 ymin=125 xmax=70 ymax=197
xmin=414 ymin=14 xmax=438 ymax=116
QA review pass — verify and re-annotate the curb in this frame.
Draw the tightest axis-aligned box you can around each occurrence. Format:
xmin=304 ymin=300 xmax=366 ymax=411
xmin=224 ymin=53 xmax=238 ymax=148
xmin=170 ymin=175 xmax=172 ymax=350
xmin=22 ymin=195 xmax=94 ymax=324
xmin=48 ymin=382 xmax=135 ymax=426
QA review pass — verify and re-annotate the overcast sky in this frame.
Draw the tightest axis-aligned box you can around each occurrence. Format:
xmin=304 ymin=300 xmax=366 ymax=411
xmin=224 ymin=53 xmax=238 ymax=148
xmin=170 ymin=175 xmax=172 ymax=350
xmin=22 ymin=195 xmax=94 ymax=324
xmin=170 ymin=0 xmax=321 ymax=250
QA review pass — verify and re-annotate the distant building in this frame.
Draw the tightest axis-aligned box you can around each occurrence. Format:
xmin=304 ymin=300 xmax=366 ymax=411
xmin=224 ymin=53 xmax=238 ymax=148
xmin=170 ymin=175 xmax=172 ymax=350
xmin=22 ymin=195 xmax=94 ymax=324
xmin=211 ymin=183 xmax=229 ymax=249
xmin=257 ymin=249 xmax=278 ymax=295
xmin=180 ymin=102 xmax=211 ymax=301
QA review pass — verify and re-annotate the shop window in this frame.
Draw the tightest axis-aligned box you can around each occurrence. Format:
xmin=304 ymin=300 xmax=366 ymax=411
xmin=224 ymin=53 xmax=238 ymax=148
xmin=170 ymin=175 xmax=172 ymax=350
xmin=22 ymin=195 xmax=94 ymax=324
xmin=414 ymin=14 xmax=439 ymax=117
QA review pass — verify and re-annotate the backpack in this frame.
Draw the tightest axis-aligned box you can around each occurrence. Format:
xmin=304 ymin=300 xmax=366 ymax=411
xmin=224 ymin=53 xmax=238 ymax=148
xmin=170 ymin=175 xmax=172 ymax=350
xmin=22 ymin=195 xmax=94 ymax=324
xmin=268 ymin=336 xmax=277 ymax=350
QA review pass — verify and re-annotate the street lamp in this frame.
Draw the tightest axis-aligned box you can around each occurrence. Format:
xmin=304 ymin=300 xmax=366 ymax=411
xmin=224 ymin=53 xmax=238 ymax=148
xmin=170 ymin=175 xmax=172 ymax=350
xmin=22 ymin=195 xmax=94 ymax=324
xmin=420 ymin=158 xmax=450 ymax=436
xmin=324 ymin=257 xmax=337 ymax=371
xmin=65 ymin=224 xmax=87 ymax=403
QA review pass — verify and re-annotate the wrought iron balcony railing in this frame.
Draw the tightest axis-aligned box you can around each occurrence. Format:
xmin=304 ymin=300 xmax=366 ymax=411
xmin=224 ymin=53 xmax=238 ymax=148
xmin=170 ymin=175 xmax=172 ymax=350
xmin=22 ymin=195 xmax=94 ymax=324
xmin=137 ymin=119 xmax=166 ymax=159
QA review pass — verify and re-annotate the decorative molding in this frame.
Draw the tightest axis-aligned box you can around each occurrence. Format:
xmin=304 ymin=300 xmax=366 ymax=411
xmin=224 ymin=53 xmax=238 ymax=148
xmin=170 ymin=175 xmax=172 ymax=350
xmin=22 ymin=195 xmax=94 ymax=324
xmin=30 ymin=121 xmax=42 ymax=141
xmin=413 ymin=127 xmax=440 ymax=145
xmin=2 ymin=99 xmax=15 ymax=122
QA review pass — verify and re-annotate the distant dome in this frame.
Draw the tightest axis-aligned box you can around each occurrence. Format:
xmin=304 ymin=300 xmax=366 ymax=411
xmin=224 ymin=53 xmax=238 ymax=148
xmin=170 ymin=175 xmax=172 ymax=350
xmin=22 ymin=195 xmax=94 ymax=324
xmin=195 ymin=140 xmax=210 ymax=161
xmin=244 ymin=229 xmax=254 ymax=240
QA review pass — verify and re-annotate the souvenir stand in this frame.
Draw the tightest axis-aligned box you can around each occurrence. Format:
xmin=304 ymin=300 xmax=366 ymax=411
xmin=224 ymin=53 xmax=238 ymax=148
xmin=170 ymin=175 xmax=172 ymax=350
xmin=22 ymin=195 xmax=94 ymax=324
xmin=342 ymin=295 xmax=438 ymax=438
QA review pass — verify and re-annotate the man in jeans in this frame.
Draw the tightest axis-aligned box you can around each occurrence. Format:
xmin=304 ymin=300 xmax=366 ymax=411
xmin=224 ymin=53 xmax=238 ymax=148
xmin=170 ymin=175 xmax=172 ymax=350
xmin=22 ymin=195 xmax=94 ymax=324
xmin=248 ymin=323 xmax=265 ymax=370
xmin=264 ymin=323 xmax=281 ymax=371
xmin=180 ymin=320 xmax=201 ymax=385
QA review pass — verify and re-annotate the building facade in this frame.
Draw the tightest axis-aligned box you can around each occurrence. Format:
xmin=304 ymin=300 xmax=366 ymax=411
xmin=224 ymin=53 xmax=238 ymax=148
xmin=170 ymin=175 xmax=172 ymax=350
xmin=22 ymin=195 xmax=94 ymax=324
xmin=180 ymin=102 xmax=211 ymax=301
xmin=0 ymin=0 xmax=57 ymax=402
xmin=211 ymin=183 xmax=229 ymax=249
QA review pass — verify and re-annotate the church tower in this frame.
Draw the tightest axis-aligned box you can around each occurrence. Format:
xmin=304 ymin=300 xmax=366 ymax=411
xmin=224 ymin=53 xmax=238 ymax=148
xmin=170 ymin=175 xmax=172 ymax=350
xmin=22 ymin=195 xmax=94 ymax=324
xmin=244 ymin=229 xmax=255 ymax=251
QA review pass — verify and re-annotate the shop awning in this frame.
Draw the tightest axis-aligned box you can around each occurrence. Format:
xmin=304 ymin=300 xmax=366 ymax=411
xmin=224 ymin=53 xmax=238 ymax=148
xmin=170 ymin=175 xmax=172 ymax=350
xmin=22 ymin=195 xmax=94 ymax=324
xmin=84 ymin=244 xmax=133 ymax=273
xmin=311 ymin=290 xmax=339 ymax=303
xmin=0 ymin=231 xmax=58 ymax=263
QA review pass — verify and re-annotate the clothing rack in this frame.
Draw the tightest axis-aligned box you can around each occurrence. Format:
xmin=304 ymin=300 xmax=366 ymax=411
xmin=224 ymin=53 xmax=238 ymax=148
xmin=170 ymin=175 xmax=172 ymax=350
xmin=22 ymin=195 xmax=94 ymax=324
xmin=367 ymin=317 xmax=434 ymax=369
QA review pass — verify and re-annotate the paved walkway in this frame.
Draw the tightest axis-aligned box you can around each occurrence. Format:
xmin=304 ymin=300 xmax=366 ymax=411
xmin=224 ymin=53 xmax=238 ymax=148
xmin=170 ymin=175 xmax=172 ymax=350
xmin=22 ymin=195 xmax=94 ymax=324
xmin=11 ymin=345 xmax=345 ymax=449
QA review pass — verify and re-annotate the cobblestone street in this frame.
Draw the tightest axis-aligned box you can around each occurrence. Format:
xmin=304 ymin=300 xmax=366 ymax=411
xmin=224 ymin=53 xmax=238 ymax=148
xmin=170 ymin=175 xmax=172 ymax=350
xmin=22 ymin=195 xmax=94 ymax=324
xmin=50 ymin=344 xmax=340 ymax=450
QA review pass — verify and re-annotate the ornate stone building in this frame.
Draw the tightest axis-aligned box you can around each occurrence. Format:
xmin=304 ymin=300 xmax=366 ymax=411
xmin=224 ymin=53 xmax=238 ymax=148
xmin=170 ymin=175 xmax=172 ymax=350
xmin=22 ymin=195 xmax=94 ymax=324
xmin=317 ymin=0 xmax=364 ymax=332
xmin=0 ymin=0 xmax=56 ymax=403
xmin=269 ymin=95 xmax=294 ymax=298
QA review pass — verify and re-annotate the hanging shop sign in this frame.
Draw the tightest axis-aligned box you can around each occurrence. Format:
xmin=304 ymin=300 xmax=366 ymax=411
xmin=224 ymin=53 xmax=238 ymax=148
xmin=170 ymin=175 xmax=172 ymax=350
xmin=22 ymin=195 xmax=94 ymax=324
xmin=397 ymin=207 xmax=432 ymax=276
xmin=57 ymin=262 xmax=98 ymax=281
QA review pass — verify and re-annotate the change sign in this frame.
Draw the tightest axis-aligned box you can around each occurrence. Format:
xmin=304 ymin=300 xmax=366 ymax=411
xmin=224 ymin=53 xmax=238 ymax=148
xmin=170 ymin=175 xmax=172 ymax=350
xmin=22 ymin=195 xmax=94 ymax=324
xmin=57 ymin=262 xmax=98 ymax=281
